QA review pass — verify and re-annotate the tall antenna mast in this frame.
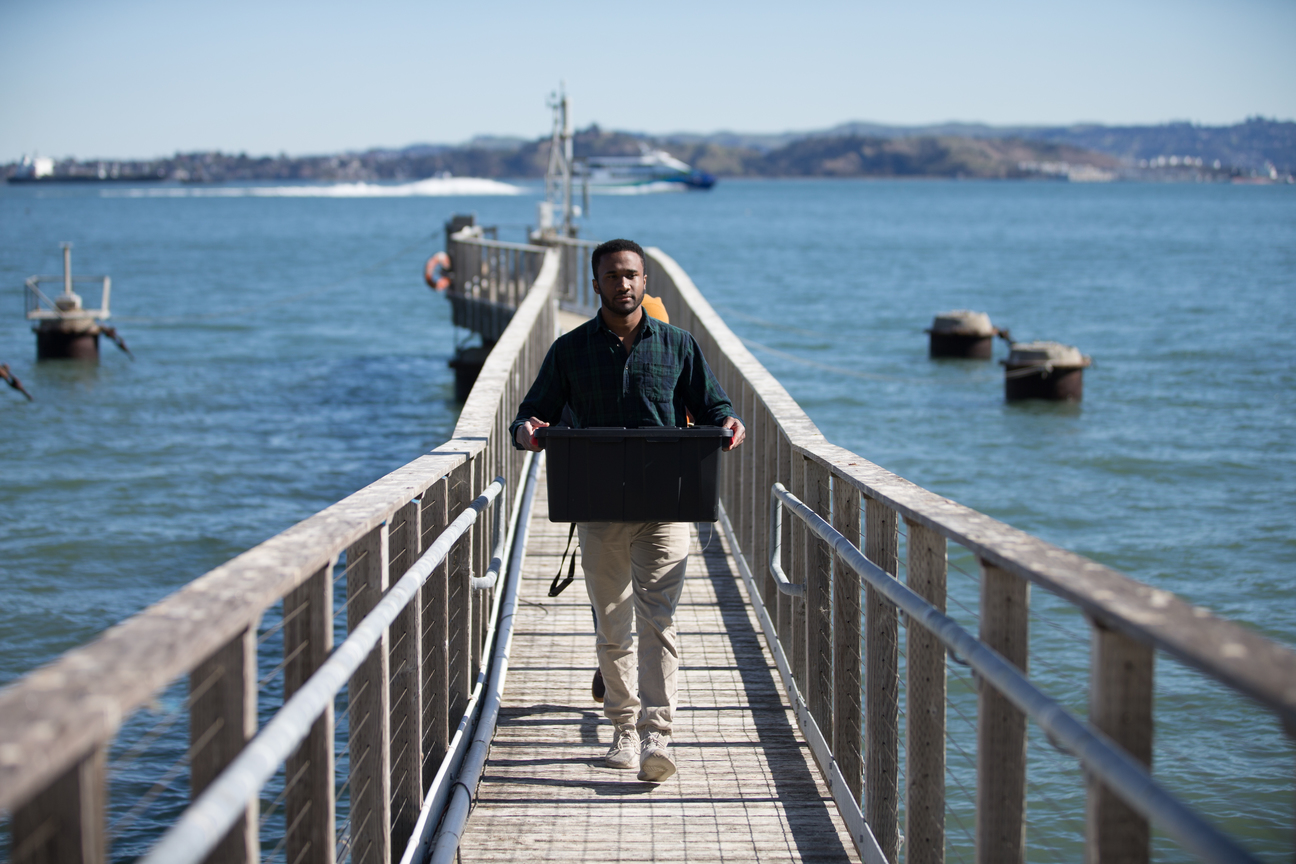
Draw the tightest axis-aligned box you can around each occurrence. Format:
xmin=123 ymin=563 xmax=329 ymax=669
xmin=542 ymin=85 xmax=577 ymax=237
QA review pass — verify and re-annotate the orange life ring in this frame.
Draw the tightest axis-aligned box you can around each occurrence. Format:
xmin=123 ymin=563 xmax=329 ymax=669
xmin=424 ymin=252 xmax=452 ymax=291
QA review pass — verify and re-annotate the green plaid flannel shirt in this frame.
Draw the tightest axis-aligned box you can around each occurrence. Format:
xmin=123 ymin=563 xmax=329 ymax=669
xmin=510 ymin=313 xmax=737 ymax=446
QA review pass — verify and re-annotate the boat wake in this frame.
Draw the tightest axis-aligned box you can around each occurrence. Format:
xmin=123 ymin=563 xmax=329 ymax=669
xmin=105 ymin=177 xmax=523 ymax=198
xmin=590 ymin=181 xmax=691 ymax=195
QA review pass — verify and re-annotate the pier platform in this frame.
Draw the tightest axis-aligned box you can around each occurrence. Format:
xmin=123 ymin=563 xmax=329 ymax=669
xmin=459 ymin=463 xmax=858 ymax=863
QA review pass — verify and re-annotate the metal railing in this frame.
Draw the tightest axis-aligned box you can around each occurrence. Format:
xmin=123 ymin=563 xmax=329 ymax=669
xmin=443 ymin=230 xmax=548 ymax=343
xmin=443 ymin=230 xmax=599 ymax=345
xmin=760 ymin=482 xmax=1253 ymax=863
xmin=0 ymin=247 xmax=561 ymax=864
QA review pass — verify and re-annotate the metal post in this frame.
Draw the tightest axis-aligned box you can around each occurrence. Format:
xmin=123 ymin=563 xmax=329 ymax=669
xmin=62 ymin=243 xmax=72 ymax=297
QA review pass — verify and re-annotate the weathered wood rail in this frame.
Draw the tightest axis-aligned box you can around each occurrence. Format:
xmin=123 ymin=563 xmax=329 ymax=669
xmin=1 ymin=234 xmax=1293 ymax=864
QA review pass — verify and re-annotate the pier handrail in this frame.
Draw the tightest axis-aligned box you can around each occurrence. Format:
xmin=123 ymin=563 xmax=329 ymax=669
xmin=0 ymin=246 xmax=560 ymax=864
xmin=763 ymin=481 xmax=1255 ymax=863
xmin=644 ymin=245 xmax=1296 ymax=864
xmin=443 ymin=231 xmax=598 ymax=343
xmin=140 ymin=476 xmax=508 ymax=864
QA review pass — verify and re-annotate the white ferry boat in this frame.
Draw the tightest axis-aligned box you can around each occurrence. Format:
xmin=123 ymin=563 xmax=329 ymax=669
xmin=577 ymin=148 xmax=716 ymax=193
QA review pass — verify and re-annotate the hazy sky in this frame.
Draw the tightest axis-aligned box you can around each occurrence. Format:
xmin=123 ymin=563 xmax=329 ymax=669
xmin=2 ymin=0 xmax=1293 ymax=162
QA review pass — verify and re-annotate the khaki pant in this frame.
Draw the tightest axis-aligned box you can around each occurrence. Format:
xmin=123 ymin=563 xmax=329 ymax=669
xmin=578 ymin=521 xmax=691 ymax=732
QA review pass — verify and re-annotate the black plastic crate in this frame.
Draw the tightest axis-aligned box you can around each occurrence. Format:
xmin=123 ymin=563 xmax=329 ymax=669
xmin=537 ymin=426 xmax=732 ymax=523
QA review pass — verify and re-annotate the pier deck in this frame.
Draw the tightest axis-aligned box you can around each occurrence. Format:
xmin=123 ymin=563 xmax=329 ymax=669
xmin=458 ymin=464 xmax=858 ymax=863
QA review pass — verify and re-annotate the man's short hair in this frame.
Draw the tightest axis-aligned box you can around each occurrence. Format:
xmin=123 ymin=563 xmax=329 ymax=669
xmin=591 ymin=239 xmax=647 ymax=276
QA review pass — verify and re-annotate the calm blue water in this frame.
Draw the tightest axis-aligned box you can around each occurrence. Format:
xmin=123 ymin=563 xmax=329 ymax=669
xmin=1 ymin=179 xmax=1293 ymax=861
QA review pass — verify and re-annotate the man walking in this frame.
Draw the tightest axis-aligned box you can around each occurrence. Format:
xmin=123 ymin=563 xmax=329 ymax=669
xmin=511 ymin=238 xmax=744 ymax=782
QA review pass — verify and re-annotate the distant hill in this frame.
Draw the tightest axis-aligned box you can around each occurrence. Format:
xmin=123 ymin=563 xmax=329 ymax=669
xmin=1028 ymin=118 xmax=1295 ymax=172
xmin=6 ymin=119 xmax=1291 ymax=183
xmin=664 ymin=117 xmax=1296 ymax=173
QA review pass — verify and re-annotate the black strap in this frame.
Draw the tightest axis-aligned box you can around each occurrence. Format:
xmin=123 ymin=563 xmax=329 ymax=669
xmin=548 ymin=523 xmax=578 ymax=597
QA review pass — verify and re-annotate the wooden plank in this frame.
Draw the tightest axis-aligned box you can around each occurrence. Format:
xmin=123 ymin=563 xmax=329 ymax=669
xmin=389 ymin=499 xmax=423 ymax=857
xmin=976 ymin=562 xmax=1028 ymax=864
xmin=420 ymin=477 xmax=450 ymax=792
xmin=755 ymin=398 xmax=774 ymax=612
xmin=864 ymin=496 xmax=899 ymax=861
xmin=447 ymin=460 xmax=474 ymax=724
xmin=905 ymin=519 xmax=946 ymax=864
xmin=190 ymin=626 xmax=258 ymax=864
xmin=722 ymin=361 xmax=738 ymax=520
xmin=739 ymin=378 xmax=755 ymax=560
xmin=346 ymin=524 xmax=390 ymax=864
xmin=10 ymin=747 xmax=106 ymax=864
xmin=283 ymin=563 xmax=336 ymax=864
xmin=804 ymin=458 xmax=833 ymax=739
xmin=832 ymin=478 xmax=863 ymax=806
xmin=1086 ymin=622 xmax=1153 ymax=864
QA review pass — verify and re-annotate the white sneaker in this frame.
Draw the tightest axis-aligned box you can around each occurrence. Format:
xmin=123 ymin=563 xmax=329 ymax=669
xmin=604 ymin=723 xmax=639 ymax=770
xmin=637 ymin=730 xmax=676 ymax=783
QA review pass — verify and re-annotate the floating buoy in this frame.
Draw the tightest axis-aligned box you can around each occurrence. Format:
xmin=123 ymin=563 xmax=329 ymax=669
xmin=424 ymin=251 xmax=452 ymax=291
xmin=26 ymin=243 xmax=130 ymax=361
xmin=926 ymin=310 xmax=1004 ymax=359
xmin=1002 ymin=341 xmax=1092 ymax=401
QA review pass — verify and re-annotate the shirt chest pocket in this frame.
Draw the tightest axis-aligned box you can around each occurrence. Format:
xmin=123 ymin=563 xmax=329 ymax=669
xmin=635 ymin=364 xmax=678 ymax=401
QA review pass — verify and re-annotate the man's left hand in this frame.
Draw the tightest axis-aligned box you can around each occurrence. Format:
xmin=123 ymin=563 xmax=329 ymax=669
xmin=721 ymin=416 xmax=745 ymax=450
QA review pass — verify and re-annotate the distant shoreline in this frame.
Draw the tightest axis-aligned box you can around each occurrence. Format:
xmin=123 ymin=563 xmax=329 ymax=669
xmin=7 ymin=118 xmax=1293 ymax=185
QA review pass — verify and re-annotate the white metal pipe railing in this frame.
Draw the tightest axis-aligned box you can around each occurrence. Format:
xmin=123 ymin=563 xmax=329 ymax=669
xmin=140 ymin=478 xmax=508 ymax=864
xmin=767 ymin=482 xmax=1259 ymax=864
xmin=471 ymin=488 xmax=508 ymax=591
xmin=400 ymin=450 xmax=540 ymax=864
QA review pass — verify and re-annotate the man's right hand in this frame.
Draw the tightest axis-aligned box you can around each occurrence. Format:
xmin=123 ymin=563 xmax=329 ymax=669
xmin=515 ymin=417 xmax=549 ymax=451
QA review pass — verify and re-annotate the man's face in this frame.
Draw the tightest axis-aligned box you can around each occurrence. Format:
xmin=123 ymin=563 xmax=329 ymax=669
xmin=592 ymin=250 xmax=646 ymax=319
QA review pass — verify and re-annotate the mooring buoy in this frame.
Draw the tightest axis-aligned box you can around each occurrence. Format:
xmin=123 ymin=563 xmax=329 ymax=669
xmin=926 ymin=310 xmax=1003 ymax=359
xmin=1002 ymin=341 xmax=1092 ymax=401
xmin=25 ymin=243 xmax=128 ymax=362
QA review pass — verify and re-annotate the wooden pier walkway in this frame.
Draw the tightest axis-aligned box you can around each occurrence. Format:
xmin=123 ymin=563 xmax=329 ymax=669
xmin=459 ymin=464 xmax=858 ymax=863
xmin=3 ymin=232 xmax=1293 ymax=864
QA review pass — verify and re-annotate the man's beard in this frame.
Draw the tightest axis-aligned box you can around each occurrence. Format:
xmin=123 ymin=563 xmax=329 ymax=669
xmin=601 ymin=293 xmax=643 ymax=318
